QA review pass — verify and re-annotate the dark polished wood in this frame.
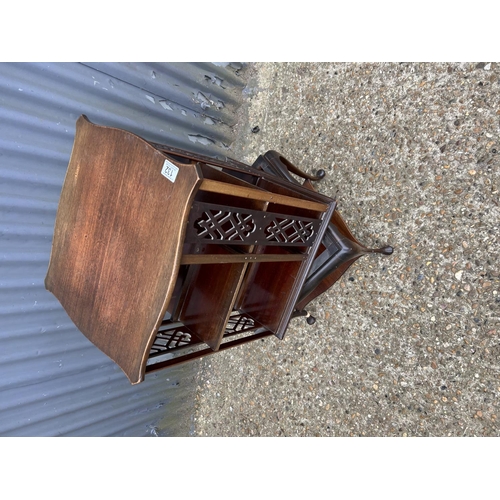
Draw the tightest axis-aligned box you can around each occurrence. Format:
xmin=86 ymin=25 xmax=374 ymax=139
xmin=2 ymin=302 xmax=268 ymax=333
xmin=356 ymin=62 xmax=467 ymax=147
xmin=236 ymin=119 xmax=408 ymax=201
xmin=181 ymin=253 xmax=305 ymax=265
xmin=145 ymin=330 xmax=275 ymax=373
xmin=176 ymin=246 xmax=247 ymax=350
xmin=46 ymin=115 xmax=391 ymax=384
xmin=45 ymin=116 xmax=202 ymax=384
xmin=199 ymin=179 xmax=328 ymax=212
xmin=252 ymin=150 xmax=394 ymax=312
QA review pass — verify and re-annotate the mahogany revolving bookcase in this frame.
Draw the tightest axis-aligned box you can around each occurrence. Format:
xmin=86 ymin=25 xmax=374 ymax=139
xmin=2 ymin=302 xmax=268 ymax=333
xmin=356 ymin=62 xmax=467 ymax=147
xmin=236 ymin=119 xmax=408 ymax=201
xmin=45 ymin=116 xmax=392 ymax=384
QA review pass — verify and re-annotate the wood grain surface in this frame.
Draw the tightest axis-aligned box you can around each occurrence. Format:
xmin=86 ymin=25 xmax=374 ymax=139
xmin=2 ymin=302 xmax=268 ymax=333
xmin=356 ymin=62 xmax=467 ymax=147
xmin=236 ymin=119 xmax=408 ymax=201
xmin=45 ymin=116 xmax=202 ymax=384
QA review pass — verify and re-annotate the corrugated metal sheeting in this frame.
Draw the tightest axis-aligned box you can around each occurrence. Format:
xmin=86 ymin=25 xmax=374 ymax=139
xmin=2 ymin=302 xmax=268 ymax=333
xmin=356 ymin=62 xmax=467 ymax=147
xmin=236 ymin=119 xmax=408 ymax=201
xmin=0 ymin=62 xmax=247 ymax=436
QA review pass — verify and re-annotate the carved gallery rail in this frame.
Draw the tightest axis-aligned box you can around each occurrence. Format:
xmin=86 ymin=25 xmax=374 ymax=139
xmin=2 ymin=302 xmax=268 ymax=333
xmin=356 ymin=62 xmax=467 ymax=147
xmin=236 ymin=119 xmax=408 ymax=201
xmin=45 ymin=116 xmax=393 ymax=384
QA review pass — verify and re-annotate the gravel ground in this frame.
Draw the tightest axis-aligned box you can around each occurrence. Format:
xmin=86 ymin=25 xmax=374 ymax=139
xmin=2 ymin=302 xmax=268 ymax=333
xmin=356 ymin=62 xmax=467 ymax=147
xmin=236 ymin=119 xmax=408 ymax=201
xmin=193 ymin=62 xmax=500 ymax=437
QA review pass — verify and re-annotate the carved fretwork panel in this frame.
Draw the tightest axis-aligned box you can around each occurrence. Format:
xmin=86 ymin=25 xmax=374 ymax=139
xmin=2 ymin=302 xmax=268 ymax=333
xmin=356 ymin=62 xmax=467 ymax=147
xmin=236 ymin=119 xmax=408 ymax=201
xmin=149 ymin=327 xmax=195 ymax=356
xmin=148 ymin=312 xmax=262 ymax=359
xmin=185 ymin=201 xmax=320 ymax=247
xmin=225 ymin=312 xmax=257 ymax=335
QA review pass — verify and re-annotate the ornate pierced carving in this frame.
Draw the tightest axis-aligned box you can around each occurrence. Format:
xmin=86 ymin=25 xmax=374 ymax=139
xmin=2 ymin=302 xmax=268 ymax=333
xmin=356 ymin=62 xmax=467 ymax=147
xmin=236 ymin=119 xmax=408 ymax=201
xmin=196 ymin=210 xmax=257 ymax=242
xmin=225 ymin=312 xmax=257 ymax=335
xmin=186 ymin=201 xmax=320 ymax=247
xmin=149 ymin=312 xmax=262 ymax=359
xmin=265 ymin=218 xmax=315 ymax=244
xmin=150 ymin=327 xmax=194 ymax=355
